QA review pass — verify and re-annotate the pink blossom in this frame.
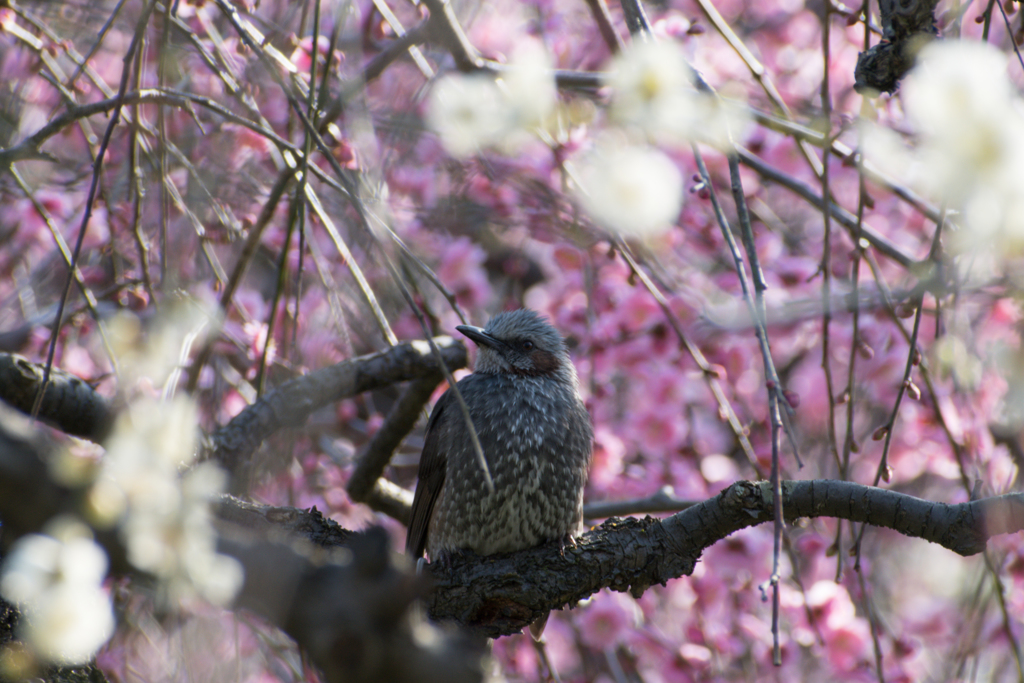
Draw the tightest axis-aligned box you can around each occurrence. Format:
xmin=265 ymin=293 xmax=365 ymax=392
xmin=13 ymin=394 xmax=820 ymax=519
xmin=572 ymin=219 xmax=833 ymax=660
xmin=289 ymin=35 xmax=343 ymax=75
xmin=589 ymin=426 xmax=626 ymax=492
xmin=435 ymin=237 xmax=492 ymax=309
xmin=578 ymin=592 xmax=642 ymax=650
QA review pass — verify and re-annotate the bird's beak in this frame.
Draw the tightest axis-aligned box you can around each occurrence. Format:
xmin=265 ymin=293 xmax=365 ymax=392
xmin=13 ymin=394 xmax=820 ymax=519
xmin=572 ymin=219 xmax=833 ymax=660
xmin=456 ymin=325 xmax=505 ymax=350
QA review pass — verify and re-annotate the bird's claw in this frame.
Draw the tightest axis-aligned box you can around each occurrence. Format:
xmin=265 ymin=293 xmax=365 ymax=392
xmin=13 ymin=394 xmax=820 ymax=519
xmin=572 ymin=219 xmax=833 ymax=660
xmin=558 ymin=533 xmax=577 ymax=556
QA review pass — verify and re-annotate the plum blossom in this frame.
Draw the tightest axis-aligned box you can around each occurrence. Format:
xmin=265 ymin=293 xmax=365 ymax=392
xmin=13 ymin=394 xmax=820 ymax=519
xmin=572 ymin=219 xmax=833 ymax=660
xmin=427 ymin=74 xmax=508 ymax=158
xmin=87 ymin=310 xmax=242 ymax=606
xmin=607 ymin=41 xmax=690 ymax=137
xmin=902 ymin=41 xmax=1024 ymax=257
xmin=575 ymin=138 xmax=683 ymax=237
xmin=92 ymin=395 xmax=243 ymax=607
xmin=499 ymin=43 xmax=558 ymax=134
xmin=606 ymin=40 xmax=748 ymax=148
xmin=0 ymin=520 xmax=115 ymax=664
xmin=578 ymin=591 xmax=643 ymax=649
xmin=426 ymin=46 xmax=557 ymax=158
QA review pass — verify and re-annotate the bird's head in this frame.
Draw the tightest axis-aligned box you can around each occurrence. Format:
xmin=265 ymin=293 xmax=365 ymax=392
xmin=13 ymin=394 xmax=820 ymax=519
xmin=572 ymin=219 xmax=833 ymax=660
xmin=457 ymin=309 xmax=577 ymax=385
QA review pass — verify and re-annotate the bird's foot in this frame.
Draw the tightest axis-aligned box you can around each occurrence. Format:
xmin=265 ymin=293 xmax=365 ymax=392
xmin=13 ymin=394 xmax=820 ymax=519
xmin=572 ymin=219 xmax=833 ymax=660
xmin=557 ymin=533 xmax=578 ymax=557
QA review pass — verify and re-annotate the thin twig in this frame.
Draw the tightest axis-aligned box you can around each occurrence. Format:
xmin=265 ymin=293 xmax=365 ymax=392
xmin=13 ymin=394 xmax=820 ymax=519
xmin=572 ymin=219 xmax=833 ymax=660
xmin=584 ymin=488 xmax=697 ymax=519
xmin=728 ymin=154 xmax=790 ymax=666
xmin=32 ymin=0 xmax=159 ymax=421
xmin=736 ymin=148 xmax=915 ymax=267
xmin=693 ymin=0 xmax=824 ymax=178
xmin=820 ymin=0 xmax=840 ymax=478
xmin=727 ymin=155 xmax=800 ymax=462
xmin=615 ymin=243 xmax=761 ymax=475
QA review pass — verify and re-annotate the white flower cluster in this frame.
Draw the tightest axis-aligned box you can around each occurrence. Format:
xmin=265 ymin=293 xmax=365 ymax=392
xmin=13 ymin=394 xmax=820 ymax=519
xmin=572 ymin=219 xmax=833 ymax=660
xmin=426 ymin=38 xmax=748 ymax=240
xmin=88 ymin=310 xmax=242 ymax=607
xmin=0 ymin=309 xmax=242 ymax=667
xmin=91 ymin=395 xmax=243 ymax=607
xmin=606 ymin=40 xmax=745 ymax=149
xmin=900 ymin=41 xmax=1024 ymax=257
xmin=427 ymin=44 xmax=557 ymax=158
xmin=576 ymin=138 xmax=683 ymax=238
xmin=577 ymin=41 xmax=753 ymax=240
xmin=0 ymin=520 xmax=115 ymax=665
xmin=576 ymin=41 xmax=747 ymax=239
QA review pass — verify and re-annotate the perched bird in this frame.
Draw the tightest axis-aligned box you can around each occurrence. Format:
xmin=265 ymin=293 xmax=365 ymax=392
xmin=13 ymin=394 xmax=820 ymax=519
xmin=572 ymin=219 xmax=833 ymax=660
xmin=406 ymin=309 xmax=593 ymax=638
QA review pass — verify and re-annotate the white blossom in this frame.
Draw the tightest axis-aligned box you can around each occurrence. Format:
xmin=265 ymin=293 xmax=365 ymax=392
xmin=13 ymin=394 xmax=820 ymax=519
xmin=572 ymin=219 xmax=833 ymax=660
xmin=427 ymin=74 xmax=508 ymax=158
xmin=575 ymin=139 xmax=683 ymax=237
xmin=19 ymin=582 xmax=115 ymax=665
xmin=106 ymin=306 xmax=213 ymax=397
xmin=902 ymin=41 xmax=1024 ymax=256
xmin=93 ymin=312 xmax=242 ymax=607
xmin=606 ymin=40 xmax=746 ymax=148
xmin=858 ymin=120 xmax=919 ymax=184
xmin=608 ymin=41 xmax=689 ymax=135
xmin=499 ymin=43 xmax=557 ymax=131
xmin=426 ymin=45 xmax=558 ymax=157
xmin=93 ymin=394 xmax=243 ymax=606
xmin=0 ymin=523 xmax=114 ymax=664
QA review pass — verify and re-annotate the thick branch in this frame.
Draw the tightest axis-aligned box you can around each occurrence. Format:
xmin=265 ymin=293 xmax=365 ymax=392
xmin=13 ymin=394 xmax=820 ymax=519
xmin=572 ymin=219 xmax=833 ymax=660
xmin=221 ymin=527 xmax=485 ymax=683
xmin=0 ymin=353 xmax=114 ymax=442
xmin=426 ymin=479 xmax=1022 ymax=637
xmin=0 ymin=406 xmax=483 ymax=683
xmin=204 ymin=337 xmax=466 ymax=481
xmin=346 ymin=375 xmax=440 ymax=503
xmin=4 ymin=388 xmax=1022 ymax=644
xmin=0 ymin=403 xmax=73 ymax=548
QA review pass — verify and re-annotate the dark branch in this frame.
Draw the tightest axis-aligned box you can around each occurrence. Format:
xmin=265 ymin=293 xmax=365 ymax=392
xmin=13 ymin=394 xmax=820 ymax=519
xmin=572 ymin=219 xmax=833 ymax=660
xmin=0 ymin=353 xmax=114 ymax=443
xmin=426 ymin=479 xmax=1023 ymax=637
xmin=346 ymin=375 xmax=439 ymax=503
xmin=204 ymin=336 xmax=467 ymax=484
xmin=221 ymin=527 xmax=486 ymax=683
xmin=0 ymin=405 xmax=484 ymax=683
xmin=4 ymin=353 xmax=1022 ymax=646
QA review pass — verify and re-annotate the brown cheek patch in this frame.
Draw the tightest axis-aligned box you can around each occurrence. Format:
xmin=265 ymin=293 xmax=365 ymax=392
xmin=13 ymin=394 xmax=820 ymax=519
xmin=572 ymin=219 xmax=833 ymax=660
xmin=529 ymin=349 xmax=560 ymax=375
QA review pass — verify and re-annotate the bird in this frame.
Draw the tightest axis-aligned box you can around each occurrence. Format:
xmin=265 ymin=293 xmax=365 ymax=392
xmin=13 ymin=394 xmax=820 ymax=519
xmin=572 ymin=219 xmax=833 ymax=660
xmin=405 ymin=309 xmax=593 ymax=639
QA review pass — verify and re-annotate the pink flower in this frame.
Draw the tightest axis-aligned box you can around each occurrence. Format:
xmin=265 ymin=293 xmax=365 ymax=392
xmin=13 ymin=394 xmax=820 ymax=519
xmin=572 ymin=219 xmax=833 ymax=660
xmin=589 ymin=426 xmax=626 ymax=492
xmin=578 ymin=592 xmax=642 ymax=650
xmin=289 ymin=35 xmax=343 ymax=75
xmin=678 ymin=642 xmax=712 ymax=669
xmin=435 ymin=237 xmax=492 ymax=309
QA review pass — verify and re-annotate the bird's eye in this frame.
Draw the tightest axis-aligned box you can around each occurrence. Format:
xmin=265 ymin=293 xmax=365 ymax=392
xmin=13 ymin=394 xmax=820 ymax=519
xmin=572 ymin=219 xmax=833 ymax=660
xmin=522 ymin=340 xmax=534 ymax=351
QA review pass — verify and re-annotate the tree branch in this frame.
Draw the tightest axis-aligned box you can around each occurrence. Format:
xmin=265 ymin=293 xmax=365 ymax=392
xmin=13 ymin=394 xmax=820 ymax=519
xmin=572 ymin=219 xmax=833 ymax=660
xmin=204 ymin=336 xmax=467 ymax=484
xmin=0 ymin=352 xmax=114 ymax=443
xmin=4 ymin=398 xmax=1024 ymax=666
xmin=426 ymin=479 xmax=1022 ymax=637
xmin=346 ymin=375 xmax=439 ymax=504
xmin=0 ymin=405 xmax=484 ymax=683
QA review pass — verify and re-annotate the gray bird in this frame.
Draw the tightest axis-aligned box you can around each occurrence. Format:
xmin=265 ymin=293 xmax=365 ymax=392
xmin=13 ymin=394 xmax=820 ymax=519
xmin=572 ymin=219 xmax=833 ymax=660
xmin=406 ymin=309 xmax=593 ymax=638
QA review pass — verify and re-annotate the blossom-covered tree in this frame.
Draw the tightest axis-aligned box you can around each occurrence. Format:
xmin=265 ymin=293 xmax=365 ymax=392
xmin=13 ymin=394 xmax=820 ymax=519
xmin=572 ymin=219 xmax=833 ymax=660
xmin=2 ymin=0 xmax=1024 ymax=680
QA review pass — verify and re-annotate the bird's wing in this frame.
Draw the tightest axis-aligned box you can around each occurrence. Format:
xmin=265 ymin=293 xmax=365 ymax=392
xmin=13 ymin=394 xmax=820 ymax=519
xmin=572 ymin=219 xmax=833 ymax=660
xmin=405 ymin=389 xmax=451 ymax=557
